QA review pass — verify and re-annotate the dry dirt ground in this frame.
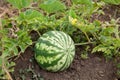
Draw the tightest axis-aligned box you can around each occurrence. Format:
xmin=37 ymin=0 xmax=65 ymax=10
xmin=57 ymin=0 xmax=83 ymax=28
xmin=13 ymin=47 xmax=117 ymax=80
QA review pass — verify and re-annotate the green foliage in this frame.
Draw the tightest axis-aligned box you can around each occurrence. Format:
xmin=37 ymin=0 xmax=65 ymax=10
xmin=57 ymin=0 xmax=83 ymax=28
xmin=92 ymin=19 xmax=120 ymax=58
xmin=0 ymin=58 xmax=15 ymax=79
xmin=70 ymin=13 xmax=120 ymax=59
xmin=0 ymin=28 xmax=32 ymax=57
xmin=16 ymin=30 xmax=32 ymax=52
xmin=102 ymin=0 xmax=120 ymax=5
xmin=68 ymin=9 xmax=77 ymax=18
xmin=72 ymin=0 xmax=92 ymax=5
xmin=0 ymin=16 xmax=32 ymax=79
xmin=80 ymin=46 xmax=90 ymax=59
xmin=39 ymin=0 xmax=66 ymax=13
xmin=17 ymin=9 xmax=44 ymax=23
xmin=7 ymin=0 xmax=32 ymax=9
xmin=72 ymin=0 xmax=104 ymax=18
xmin=16 ymin=9 xmax=46 ymax=30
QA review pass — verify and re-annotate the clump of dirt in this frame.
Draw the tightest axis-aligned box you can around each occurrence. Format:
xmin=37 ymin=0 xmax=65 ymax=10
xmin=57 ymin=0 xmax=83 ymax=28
xmin=12 ymin=47 xmax=117 ymax=80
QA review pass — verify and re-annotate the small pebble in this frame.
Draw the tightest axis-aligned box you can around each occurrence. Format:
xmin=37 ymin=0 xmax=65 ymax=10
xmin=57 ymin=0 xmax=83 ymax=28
xmin=98 ymin=70 xmax=104 ymax=77
xmin=81 ymin=60 xmax=85 ymax=66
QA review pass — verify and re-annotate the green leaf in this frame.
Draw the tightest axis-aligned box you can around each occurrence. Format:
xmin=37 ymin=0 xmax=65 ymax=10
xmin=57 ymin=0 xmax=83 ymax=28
xmin=113 ymin=39 xmax=120 ymax=47
xmin=72 ymin=0 xmax=92 ymax=5
xmin=7 ymin=0 xmax=32 ymax=9
xmin=18 ymin=9 xmax=45 ymax=23
xmin=0 ymin=18 xmax=9 ymax=27
xmin=0 ymin=29 xmax=8 ymax=37
xmin=23 ymin=9 xmax=44 ymax=20
xmin=7 ymin=62 xmax=15 ymax=72
xmin=39 ymin=0 xmax=66 ymax=13
xmin=2 ymin=37 xmax=18 ymax=57
xmin=102 ymin=0 xmax=120 ymax=5
xmin=100 ymin=27 xmax=115 ymax=36
xmin=17 ymin=9 xmax=47 ymax=30
xmin=68 ymin=9 xmax=77 ymax=18
xmin=1 ymin=29 xmax=32 ymax=57
xmin=17 ymin=30 xmax=32 ymax=52
xmin=33 ymin=0 xmax=39 ymax=2
xmin=19 ymin=43 xmax=27 ymax=53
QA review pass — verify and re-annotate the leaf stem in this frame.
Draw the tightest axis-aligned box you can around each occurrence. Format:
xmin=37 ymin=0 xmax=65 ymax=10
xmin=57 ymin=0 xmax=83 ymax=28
xmin=2 ymin=57 xmax=13 ymax=80
xmin=1 ymin=37 xmax=13 ymax=80
xmin=75 ymin=42 xmax=95 ymax=46
xmin=83 ymin=31 xmax=91 ymax=42
xmin=115 ymin=26 xmax=119 ymax=39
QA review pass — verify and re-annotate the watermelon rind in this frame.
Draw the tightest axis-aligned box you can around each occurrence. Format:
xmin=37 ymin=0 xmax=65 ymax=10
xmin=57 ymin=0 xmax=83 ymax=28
xmin=34 ymin=31 xmax=75 ymax=72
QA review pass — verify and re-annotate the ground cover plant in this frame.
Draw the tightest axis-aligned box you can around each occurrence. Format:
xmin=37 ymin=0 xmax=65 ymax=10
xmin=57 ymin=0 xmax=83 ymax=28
xmin=0 ymin=0 xmax=120 ymax=80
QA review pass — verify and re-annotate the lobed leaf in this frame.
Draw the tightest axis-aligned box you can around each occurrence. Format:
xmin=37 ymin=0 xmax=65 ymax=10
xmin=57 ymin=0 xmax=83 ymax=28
xmin=39 ymin=0 xmax=66 ymax=13
xmin=7 ymin=0 xmax=32 ymax=9
xmin=72 ymin=0 xmax=92 ymax=5
xmin=102 ymin=0 xmax=120 ymax=5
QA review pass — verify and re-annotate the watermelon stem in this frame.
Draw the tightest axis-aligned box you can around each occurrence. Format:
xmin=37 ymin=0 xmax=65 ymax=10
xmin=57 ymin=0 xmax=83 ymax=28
xmin=75 ymin=42 xmax=95 ymax=46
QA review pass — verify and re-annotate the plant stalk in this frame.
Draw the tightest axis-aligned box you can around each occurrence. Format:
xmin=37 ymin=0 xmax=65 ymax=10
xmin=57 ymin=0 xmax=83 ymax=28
xmin=2 ymin=58 xmax=13 ymax=80
xmin=75 ymin=42 xmax=95 ymax=46
xmin=83 ymin=31 xmax=91 ymax=42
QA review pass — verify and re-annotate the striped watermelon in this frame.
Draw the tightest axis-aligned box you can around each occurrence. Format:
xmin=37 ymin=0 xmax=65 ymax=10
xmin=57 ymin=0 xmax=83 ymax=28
xmin=34 ymin=31 xmax=75 ymax=72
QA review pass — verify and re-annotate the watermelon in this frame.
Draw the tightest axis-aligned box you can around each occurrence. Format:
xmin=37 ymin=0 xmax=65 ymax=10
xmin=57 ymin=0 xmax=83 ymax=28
xmin=34 ymin=31 xmax=75 ymax=72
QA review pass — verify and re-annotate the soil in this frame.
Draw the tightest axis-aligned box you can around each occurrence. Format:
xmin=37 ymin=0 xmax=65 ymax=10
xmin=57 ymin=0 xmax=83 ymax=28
xmin=91 ymin=5 xmax=120 ymax=22
xmin=0 ymin=1 xmax=120 ymax=80
xmin=12 ymin=47 xmax=117 ymax=80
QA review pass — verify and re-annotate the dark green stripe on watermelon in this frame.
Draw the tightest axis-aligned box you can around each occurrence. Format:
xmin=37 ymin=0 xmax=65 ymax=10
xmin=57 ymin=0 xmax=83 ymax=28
xmin=38 ymin=54 xmax=64 ymax=70
xmin=35 ymin=49 xmax=61 ymax=57
xmin=38 ymin=38 xmax=63 ymax=50
xmin=40 ymin=32 xmax=63 ymax=45
xmin=46 ymin=31 xmax=64 ymax=45
xmin=59 ymin=55 xmax=69 ymax=71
